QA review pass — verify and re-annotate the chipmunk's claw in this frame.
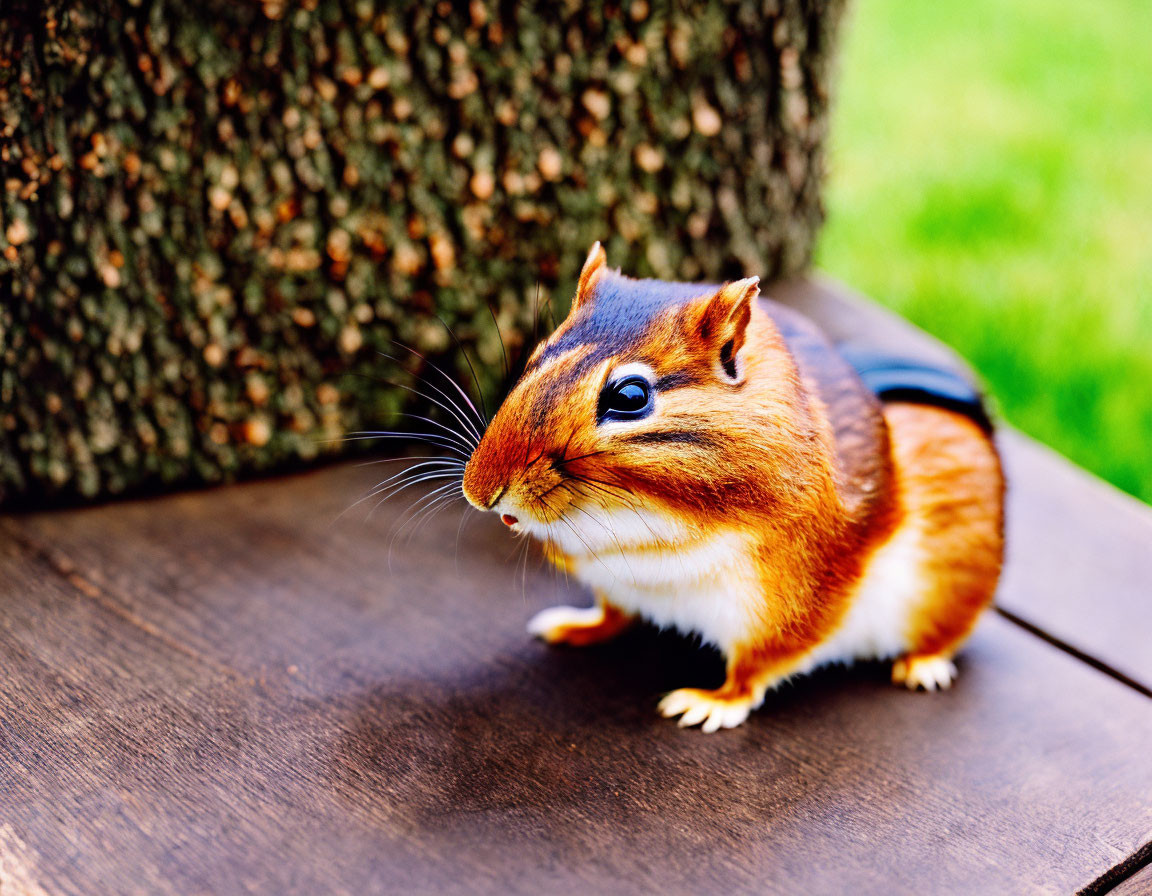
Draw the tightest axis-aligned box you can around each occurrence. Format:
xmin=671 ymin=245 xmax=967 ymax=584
xmin=658 ymin=688 xmax=753 ymax=733
xmin=892 ymin=654 xmax=957 ymax=691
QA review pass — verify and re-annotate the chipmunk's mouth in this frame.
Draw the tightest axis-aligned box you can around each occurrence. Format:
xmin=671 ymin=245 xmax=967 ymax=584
xmin=489 ymin=493 xmax=556 ymax=538
xmin=493 ymin=499 xmax=525 ymax=532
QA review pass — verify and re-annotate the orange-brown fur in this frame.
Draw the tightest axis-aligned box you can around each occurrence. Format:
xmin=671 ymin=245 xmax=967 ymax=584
xmin=883 ymin=402 xmax=1005 ymax=660
xmin=463 ymin=244 xmax=1004 ymax=730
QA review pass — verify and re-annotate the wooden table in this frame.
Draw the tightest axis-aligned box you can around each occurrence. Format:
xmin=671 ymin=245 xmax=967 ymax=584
xmin=2 ymin=280 xmax=1150 ymax=895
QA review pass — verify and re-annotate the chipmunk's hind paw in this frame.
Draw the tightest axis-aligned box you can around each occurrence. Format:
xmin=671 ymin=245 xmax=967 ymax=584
xmin=892 ymin=654 xmax=957 ymax=691
xmin=658 ymin=688 xmax=754 ymax=733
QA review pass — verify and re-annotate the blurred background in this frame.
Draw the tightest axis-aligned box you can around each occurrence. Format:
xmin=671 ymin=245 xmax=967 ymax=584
xmin=3 ymin=0 xmax=1149 ymax=506
xmin=819 ymin=0 xmax=1152 ymax=503
xmin=0 ymin=0 xmax=838 ymax=506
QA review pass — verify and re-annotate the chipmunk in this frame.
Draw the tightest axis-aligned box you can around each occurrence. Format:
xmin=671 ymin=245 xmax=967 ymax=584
xmin=462 ymin=244 xmax=1004 ymax=732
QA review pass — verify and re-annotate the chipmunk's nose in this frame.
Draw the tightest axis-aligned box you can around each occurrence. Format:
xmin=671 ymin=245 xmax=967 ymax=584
xmin=501 ymin=513 xmax=518 ymax=527
xmin=461 ymin=412 xmax=521 ymax=513
xmin=462 ymin=452 xmax=506 ymax=511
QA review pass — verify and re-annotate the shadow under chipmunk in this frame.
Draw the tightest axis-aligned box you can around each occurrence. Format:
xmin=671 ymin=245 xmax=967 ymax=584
xmin=326 ymin=624 xmax=896 ymax=847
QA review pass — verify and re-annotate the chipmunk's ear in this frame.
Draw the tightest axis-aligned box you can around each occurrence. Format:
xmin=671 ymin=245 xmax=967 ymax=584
xmin=693 ymin=276 xmax=760 ymax=384
xmin=571 ymin=241 xmax=607 ymax=312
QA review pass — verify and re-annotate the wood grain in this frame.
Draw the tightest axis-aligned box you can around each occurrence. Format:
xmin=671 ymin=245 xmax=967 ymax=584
xmin=2 ymin=456 xmax=1151 ymax=895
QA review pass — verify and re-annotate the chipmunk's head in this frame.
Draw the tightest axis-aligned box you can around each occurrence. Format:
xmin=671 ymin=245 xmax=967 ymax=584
xmin=463 ymin=243 xmax=786 ymax=545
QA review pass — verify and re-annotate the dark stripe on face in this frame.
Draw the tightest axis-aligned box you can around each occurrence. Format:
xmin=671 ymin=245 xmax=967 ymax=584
xmin=524 ymin=274 xmax=719 ymax=375
xmin=528 ymin=361 xmax=588 ymax=429
xmin=618 ymin=430 xmax=721 ymax=447
xmin=655 ymin=371 xmax=700 ymax=391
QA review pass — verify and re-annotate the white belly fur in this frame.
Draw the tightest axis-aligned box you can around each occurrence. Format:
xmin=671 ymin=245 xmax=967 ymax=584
xmin=572 ymin=530 xmax=765 ymax=653
xmin=799 ymin=519 xmax=926 ymax=673
xmin=537 ymin=504 xmax=762 ymax=652
xmin=548 ymin=504 xmax=927 ymax=672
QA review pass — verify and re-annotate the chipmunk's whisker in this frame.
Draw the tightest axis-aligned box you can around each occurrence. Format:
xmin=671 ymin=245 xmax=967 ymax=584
xmin=531 ymin=281 xmax=542 ymax=348
xmin=390 ymin=481 xmax=463 ymax=548
xmin=387 ymin=479 xmax=460 ymax=523
xmin=363 ymin=468 xmax=464 ymax=514
xmin=352 ymin=454 xmax=466 ymax=469
xmin=531 ymin=496 xmax=569 ymax=594
xmin=557 ymin=447 xmax=615 ymax=466
xmin=562 ymin=471 xmax=630 ymax=503
xmin=374 ymin=356 xmax=485 ymax=445
xmin=389 ymin=412 xmax=478 ymax=452
xmin=556 ymin=513 xmax=614 ymax=580
xmin=386 ymin=480 xmax=464 ymax=569
xmin=431 ymin=314 xmax=489 ymax=425
xmin=533 ymin=480 xmax=566 ymax=504
xmin=572 ymin=469 xmax=631 ymax=491
xmin=405 ymin=488 xmax=464 ymax=541
xmin=519 ymin=527 xmax=533 ymax=603
xmin=340 ymin=367 xmax=482 ymax=446
xmin=342 ymin=419 xmax=473 ymax=453
xmin=535 ymin=280 xmax=557 ymax=332
xmin=531 ymin=492 xmax=560 ymax=525
xmin=328 ymin=432 xmax=472 ymax=459
xmin=486 ymin=302 xmax=510 ymax=383
xmin=383 ymin=340 xmax=489 ymax=432
xmin=560 ymin=480 xmax=666 ymax=549
xmin=374 ymin=477 xmax=461 ymax=530
xmin=569 ymin=502 xmax=637 ymax=581
xmin=453 ymin=498 xmax=474 ymax=577
xmin=523 ymin=444 xmax=550 ymax=470
xmin=345 ymin=461 xmax=465 ymax=518
xmin=339 ymin=458 xmax=463 ymax=515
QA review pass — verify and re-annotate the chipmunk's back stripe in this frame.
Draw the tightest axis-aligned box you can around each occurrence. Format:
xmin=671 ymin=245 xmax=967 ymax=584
xmin=839 ymin=347 xmax=994 ymax=434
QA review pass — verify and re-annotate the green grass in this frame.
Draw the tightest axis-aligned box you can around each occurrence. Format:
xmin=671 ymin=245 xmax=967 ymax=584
xmin=816 ymin=0 xmax=1152 ymax=503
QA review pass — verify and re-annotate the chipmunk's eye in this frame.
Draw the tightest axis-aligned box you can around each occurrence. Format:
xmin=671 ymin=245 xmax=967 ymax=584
xmin=598 ymin=375 xmax=653 ymax=423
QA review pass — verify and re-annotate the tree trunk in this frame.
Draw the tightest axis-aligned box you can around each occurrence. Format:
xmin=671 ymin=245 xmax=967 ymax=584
xmin=0 ymin=0 xmax=845 ymax=505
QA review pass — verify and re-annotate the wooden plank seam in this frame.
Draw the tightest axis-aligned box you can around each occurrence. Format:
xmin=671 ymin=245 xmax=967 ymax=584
xmin=1078 ymin=840 xmax=1152 ymax=895
xmin=995 ymin=608 xmax=1152 ymax=701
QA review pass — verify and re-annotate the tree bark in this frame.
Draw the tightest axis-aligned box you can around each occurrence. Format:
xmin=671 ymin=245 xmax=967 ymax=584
xmin=0 ymin=0 xmax=845 ymax=504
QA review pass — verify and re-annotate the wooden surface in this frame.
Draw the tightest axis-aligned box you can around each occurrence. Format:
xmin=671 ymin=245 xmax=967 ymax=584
xmin=1 ymin=279 xmax=1151 ymax=895
xmin=998 ymin=433 xmax=1152 ymax=693
xmin=1112 ymin=860 xmax=1152 ymax=896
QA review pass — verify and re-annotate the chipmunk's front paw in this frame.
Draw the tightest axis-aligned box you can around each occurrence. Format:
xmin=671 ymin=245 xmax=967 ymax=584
xmin=526 ymin=604 xmax=632 ymax=647
xmin=657 ymin=688 xmax=754 ymax=733
xmin=892 ymin=654 xmax=957 ymax=691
